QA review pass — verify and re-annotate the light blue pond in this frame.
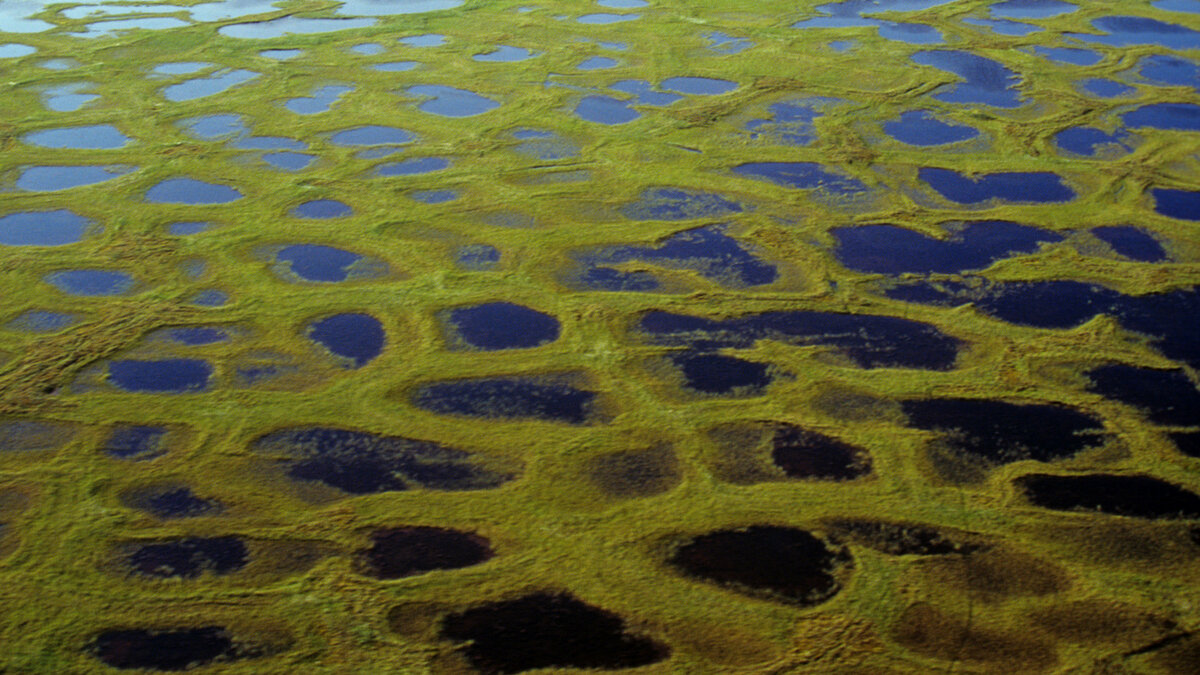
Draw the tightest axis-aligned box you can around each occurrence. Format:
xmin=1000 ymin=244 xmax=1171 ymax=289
xmin=706 ymin=32 xmax=753 ymax=54
xmin=46 ymin=269 xmax=136 ymax=296
xmin=330 ymin=126 xmax=415 ymax=146
xmin=181 ymin=114 xmax=247 ymax=140
xmin=0 ymin=43 xmax=36 ymax=58
xmin=4 ymin=310 xmax=80 ymax=333
xmin=152 ymin=62 xmax=211 ymax=76
xmin=163 ymin=69 xmax=259 ymax=102
xmin=884 ymin=110 xmax=980 ymax=146
xmin=399 ymin=34 xmax=446 ymax=47
xmin=578 ymin=13 xmax=640 ymax=24
xmin=0 ymin=210 xmax=95 ymax=246
xmin=260 ymin=49 xmax=302 ymax=60
xmin=17 ymin=165 xmax=135 ymax=191
xmin=219 ymin=17 xmax=377 ymax=39
xmin=474 ymin=46 xmax=537 ymax=62
xmin=659 ymin=77 xmax=738 ymax=95
xmin=376 ymin=157 xmax=451 ymax=176
xmin=285 ymin=85 xmax=353 ymax=114
xmin=23 ymin=125 xmax=132 ymax=149
xmin=575 ymin=96 xmax=640 ymax=124
xmin=145 ymin=178 xmax=242 ymax=204
xmin=41 ymin=83 xmax=99 ymax=112
xmin=578 ymin=56 xmax=618 ymax=70
xmin=1033 ymin=46 xmax=1102 ymax=66
xmin=406 ymin=85 xmax=499 ymax=117
xmin=372 ymin=61 xmax=420 ymax=72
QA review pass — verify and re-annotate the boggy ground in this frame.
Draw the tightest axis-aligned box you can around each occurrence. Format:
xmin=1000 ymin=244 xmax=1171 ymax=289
xmin=1 ymin=0 xmax=1200 ymax=673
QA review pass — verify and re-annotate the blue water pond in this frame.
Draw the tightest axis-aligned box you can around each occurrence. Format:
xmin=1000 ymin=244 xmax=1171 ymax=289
xmin=911 ymin=50 xmax=1023 ymax=108
xmin=1055 ymin=127 xmax=1133 ymax=157
xmin=291 ymin=199 xmax=352 ymax=219
xmin=1091 ymin=226 xmax=1167 ymax=262
xmin=832 ymin=221 xmax=1062 ymax=274
xmin=445 ymin=302 xmax=560 ymax=350
xmin=17 ymin=165 xmax=134 ymax=191
xmin=574 ymin=225 xmax=777 ymax=290
xmin=108 ymin=359 xmax=212 ymax=393
xmin=330 ymin=125 xmax=415 ymax=146
xmin=734 ymin=162 xmax=867 ymax=196
xmin=376 ymin=157 xmax=450 ymax=176
xmin=920 ymin=168 xmax=1075 ymax=204
xmin=406 ymin=85 xmax=499 ymax=117
xmin=145 ymin=178 xmax=242 ymax=205
xmin=1122 ymin=103 xmax=1200 ymax=131
xmin=46 ymin=269 xmax=135 ymax=296
xmin=884 ymin=110 xmax=980 ymax=146
xmin=0 ymin=209 xmax=94 ymax=246
xmin=1152 ymin=188 xmax=1200 ymax=220
xmin=575 ymin=96 xmax=639 ymax=124
xmin=308 ymin=313 xmax=386 ymax=367
xmin=275 ymin=244 xmax=371 ymax=282
xmin=23 ymin=125 xmax=131 ymax=149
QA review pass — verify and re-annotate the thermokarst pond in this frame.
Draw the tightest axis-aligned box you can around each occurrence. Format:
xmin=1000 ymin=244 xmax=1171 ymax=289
xmin=306 ymin=313 xmax=386 ymax=367
xmin=442 ymin=302 xmax=560 ymax=350
xmin=0 ymin=209 xmax=96 ymax=246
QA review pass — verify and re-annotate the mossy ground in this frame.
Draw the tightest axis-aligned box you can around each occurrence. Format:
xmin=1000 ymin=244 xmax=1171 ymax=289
xmin=1 ymin=0 xmax=1199 ymax=672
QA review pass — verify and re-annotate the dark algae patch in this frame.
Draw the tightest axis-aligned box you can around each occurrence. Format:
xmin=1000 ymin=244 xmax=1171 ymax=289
xmin=707 ymin=421 xmax=871 ymax=483
xmin=122 ymin=485 xmax=222 ymax=519
xmin=440 ymin=593 xmax=669 ymax=673
xmin=125 ymin=537 xmax=248 ymax=578
xmin=253 ymin=427 xmax=515 ymax=494
xmin=825 ymin=519 xmax=977 ymax=556
xmin=357 ymin=526 xmax=493 ymax=579
xmin=586 ymin=446 xmax=681 ymax=497
xmin=770 ymin=426 xmax=872 ymax=480
xmin=90 ymin=627 xmax=236 ymax=671
xmin=668 ymin=526 xmax=849 ymax=606
xmin=103 ymin=426 xmax=168 ymax=460
xmin=1016 ymin=473 xmax=1200 ymax=519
